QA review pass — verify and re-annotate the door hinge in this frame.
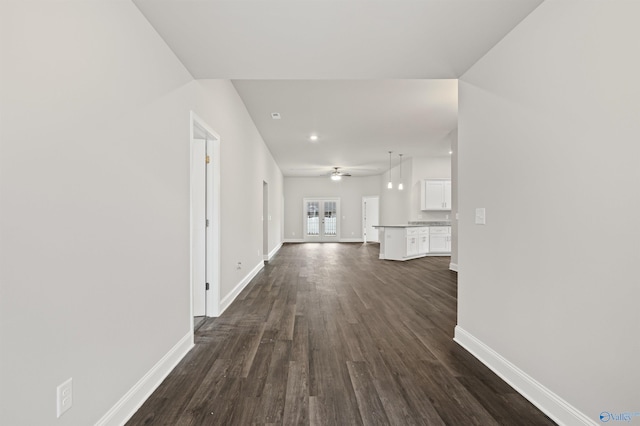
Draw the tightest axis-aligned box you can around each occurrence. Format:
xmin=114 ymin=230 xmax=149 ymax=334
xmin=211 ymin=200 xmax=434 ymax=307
xmin=206 ymin=155 xmax=210 ymax=164
xmin=206 ymin=219 xmax=209 ymax=227
xmin=206 ymin=282 xmax=210 ymax=290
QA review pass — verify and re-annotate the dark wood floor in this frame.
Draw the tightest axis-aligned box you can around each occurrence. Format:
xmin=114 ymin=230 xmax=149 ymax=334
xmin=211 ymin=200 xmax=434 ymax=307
xmin=127 ymin=243 xmax=555 ymax=426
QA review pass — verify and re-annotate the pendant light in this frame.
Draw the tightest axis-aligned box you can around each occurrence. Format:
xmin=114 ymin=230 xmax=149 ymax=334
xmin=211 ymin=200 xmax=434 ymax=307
xmin=387 ymin=151 xmax=393 ymax=189
xmin=398 ymin=154 xmax=404 ymax=190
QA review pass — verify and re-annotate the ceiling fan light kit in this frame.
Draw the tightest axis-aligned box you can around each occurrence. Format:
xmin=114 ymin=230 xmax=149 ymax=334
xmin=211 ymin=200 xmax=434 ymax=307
xmin=329 ymin=167 xmax=350 ymax=181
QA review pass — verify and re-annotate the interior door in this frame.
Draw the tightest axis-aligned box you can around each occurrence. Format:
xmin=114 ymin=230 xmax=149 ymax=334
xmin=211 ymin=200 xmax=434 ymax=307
xmin=363 ymin=196 xmax=379 ymax=243
xmin=191 ymin=138 xmax=207 ymax=317
xmin=303 ymin=198 xmax=340 ymax=242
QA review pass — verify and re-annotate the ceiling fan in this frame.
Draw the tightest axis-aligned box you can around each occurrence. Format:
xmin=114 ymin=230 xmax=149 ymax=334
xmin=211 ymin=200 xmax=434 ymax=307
xmin=329 ymin=167 xmax=351 ymax=181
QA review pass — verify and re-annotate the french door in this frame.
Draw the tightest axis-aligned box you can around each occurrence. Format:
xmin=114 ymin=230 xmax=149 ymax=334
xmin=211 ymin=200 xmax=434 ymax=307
xmin=303 ymin=198 xmax=340 ymax=242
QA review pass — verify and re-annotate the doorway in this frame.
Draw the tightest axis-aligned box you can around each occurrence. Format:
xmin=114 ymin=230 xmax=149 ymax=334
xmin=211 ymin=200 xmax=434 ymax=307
xmin=190 ymin=112 xmax=221 ymax=330
xmin=362 ymin=196 xmax=380 ymax=243
xmin=303 ymin=198 xmax=340 ymax=242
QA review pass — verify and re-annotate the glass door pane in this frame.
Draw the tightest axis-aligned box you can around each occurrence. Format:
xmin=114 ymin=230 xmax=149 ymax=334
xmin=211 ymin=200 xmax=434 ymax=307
xmin=323 ymin=201 xmax=337 ymax=237
xmin=306 ymin=201 xmax=320 ymax=236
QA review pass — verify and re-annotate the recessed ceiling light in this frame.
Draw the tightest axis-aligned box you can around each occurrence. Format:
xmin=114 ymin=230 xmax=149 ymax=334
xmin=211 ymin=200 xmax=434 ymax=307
xmin=310 ymin=134 xmax=318 ymax=141
xmin=449 ymin=150 xmax=453 ymax=155
xmin=271 ymin=112 xmax=281 ymax=119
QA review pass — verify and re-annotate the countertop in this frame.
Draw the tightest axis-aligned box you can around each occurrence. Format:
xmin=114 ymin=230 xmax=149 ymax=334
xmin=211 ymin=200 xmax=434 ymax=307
xmin=372 ymin=224 xmax=424 ymax=228
xmin=373 ymin=221 xmax=451 ymax=228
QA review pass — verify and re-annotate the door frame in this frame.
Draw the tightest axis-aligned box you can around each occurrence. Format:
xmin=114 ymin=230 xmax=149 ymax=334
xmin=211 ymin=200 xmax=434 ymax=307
xmin=302 ymin=197 xmax=340 ymax=242
xmin=190 ymin=111 xmax=221 ymax=326
xmin=263 ymin=181 xmax=269 ymax=261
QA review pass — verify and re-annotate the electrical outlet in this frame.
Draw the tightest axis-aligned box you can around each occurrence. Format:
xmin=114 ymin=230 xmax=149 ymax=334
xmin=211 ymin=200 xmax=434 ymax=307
xmin=56 ymin=378 xmax=73 ymax=418
xmin=292 ymin=231 xmax=295 ymax=236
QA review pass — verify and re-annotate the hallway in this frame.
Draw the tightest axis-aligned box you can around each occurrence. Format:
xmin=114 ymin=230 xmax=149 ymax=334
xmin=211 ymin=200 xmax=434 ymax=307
xmin=127 ymin=243 xmax=553 ymax=425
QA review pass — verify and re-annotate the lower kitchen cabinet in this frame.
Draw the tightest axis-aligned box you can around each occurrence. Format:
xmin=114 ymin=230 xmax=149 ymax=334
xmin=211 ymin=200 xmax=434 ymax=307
xmin=429 ymin=226 xmax=451 ymax=253
xmin=375 ymin=225 xmax=450 ymax=261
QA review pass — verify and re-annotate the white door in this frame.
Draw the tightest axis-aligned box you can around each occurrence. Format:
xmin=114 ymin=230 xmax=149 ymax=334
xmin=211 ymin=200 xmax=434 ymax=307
xmin=362 ymin=196 xmax=379 ymax=243
xmin=191 ymin=112 xmax=221 ymax=319
xmin=303 ymin=198 xmax=340 ymax=242
xmin=191 ymin=138 xmax=207 ymax=317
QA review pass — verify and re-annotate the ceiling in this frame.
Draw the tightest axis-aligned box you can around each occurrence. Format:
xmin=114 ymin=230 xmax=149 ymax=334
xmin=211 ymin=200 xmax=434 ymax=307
xmin=133 ymin=0 xmax=544 ymax=177
xmin=232 ymin=79 xmax=457 ymax=176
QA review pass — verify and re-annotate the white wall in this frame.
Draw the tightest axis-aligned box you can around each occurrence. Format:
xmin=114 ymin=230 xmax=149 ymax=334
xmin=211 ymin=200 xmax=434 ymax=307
xmin=457 ymin=1 xmax=639 ymax=424
xmin=284 ymin=176 xmax=379 ymax=241
xmin=198 ymin=80 xmax=283 ymax=298
xmin=379 ymin=159 xmax=412 ymax=226
xmin=378 ymin=154 xmax=453 ymax=226
xmin=0 ymin=2 xmax=282 ymax=425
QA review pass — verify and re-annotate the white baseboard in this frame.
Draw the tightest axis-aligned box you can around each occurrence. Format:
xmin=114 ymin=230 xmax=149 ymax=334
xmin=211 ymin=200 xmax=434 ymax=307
xmin=267 ymin=243 xmax=282 ymax=261
xmin=95 ymin=332 xmax=194 ymax=426
xmin=453 ymin=326 xmax=596 ymax=426
xmin=283 ymin=238 xmax=304 ymax=243
xmin=218 ymin=260 xmax=264 ymax=315
xmin=449 ymin=262 xmax=458 ymax=272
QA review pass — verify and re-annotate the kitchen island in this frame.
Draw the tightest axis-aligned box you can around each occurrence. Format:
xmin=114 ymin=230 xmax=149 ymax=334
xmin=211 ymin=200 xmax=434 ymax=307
xmin=374 ymin=223 xmax=451 ymax=261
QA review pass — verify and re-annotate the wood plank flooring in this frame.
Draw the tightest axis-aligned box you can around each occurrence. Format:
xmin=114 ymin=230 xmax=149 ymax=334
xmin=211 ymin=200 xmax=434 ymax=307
xmin=127 ymin=243 xmax=555 ymax=426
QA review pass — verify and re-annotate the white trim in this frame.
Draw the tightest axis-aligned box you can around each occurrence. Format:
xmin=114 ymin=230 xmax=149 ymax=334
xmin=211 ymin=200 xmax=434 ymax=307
xmin=218 ymin=260 xmax=264 ymax=315
xmin=340 ymin=238 xmax=364 ymax=243
xmin=266 ymin=242 xmax=282 ymax=261
xmin=95 ymin=332 xmax=193 ymax=426
xmin=454 ymin=326 xmax=596 ymax=426
xmin=449 ymin=262 xmax=458 ymax=271
xmin=284 ymin=238 xmax=305 ymax=243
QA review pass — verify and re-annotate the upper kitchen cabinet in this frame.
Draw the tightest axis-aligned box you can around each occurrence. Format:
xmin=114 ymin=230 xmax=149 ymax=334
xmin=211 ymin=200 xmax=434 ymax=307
xmin=421 ymin=179 xmax=452 ymax=211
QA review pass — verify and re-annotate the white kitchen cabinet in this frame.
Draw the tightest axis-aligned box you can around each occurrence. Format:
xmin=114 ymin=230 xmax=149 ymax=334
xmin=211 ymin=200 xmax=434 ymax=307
xmin=406 ymin=229 xmax=419 ymax=257
xmin=421 ymin=179 xmax=452 ymax=210
xmin=375 ymin=225 xmax=449 ymax=260
xmin=376 ymin=226 xmax=429 ymax=260
xmin=418 ymin=228 xmax=429 ymax=253
xmin=429 ymin=226 xmax=451 ymax=252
